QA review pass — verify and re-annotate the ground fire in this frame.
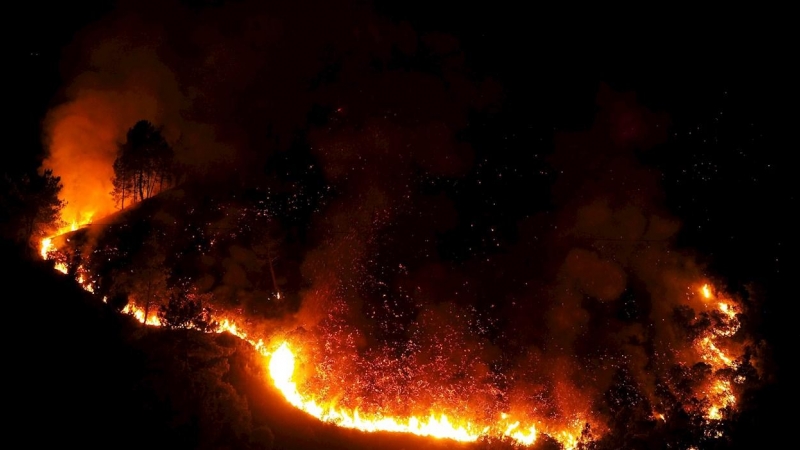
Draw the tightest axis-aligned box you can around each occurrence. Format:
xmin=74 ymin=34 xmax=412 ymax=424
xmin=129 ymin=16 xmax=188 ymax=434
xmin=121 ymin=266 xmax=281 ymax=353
xmin=40 ymin=226 xmax=753 ymax=448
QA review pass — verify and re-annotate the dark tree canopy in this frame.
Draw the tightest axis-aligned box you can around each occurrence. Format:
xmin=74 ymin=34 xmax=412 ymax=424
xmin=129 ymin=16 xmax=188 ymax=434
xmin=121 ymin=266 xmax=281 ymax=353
xmin=112 ymin=120 xmax=175 ymax=209
xmin=0 ymin=168 xmax=65 ymax=249
xmin=159 ymin=283 xmax=217 ymax=332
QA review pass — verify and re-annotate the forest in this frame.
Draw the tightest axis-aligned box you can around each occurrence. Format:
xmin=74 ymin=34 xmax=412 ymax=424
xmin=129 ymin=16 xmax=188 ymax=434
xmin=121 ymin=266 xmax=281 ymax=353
xmin=6 ymin=0 xmax=788 ymax=448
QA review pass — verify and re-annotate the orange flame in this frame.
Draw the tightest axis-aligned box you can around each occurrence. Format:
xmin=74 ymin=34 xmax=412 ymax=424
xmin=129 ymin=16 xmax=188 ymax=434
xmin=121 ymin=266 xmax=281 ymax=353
xmin=40 ymin=238 xmax=53 ymax=259
xmin=121 ymin=303 xmax=163 ymax=326
xmin=37 ymin=234 xmax=747 ymax=447
xmin=695 ymin=284 xmax=743 ymax=420
xmin=266 ymin=341 xmax=551 ymax=446
xmin=701 ymin=284 xmax=712 ymax=299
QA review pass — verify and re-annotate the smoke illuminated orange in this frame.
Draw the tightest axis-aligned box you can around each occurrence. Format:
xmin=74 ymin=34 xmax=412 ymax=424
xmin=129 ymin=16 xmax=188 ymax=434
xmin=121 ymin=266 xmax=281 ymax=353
xmin=43 ymin=89 xmax=164 ymax=228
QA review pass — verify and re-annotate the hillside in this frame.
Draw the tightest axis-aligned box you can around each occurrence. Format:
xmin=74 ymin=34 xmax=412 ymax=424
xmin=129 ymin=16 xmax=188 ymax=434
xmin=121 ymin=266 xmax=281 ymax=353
xmin=7 ymin=245 xmax=537 ymax=450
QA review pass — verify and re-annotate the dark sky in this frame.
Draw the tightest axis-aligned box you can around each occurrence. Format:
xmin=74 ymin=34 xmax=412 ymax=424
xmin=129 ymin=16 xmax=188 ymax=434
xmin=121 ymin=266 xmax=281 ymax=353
xmin=14 ymin=1 xmax=792 ymax=445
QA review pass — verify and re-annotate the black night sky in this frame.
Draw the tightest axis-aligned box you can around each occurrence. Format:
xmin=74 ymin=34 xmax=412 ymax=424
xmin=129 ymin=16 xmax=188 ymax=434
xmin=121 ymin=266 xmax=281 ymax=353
xmin=10 ymin=2 xmax=791 ymax=449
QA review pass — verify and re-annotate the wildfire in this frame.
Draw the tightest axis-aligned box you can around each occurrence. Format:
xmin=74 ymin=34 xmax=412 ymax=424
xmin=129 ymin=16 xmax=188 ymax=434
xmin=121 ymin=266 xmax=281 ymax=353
xmin=694 ymin=284 xmax=743 ymax=420
xmin=39 ymin=215 xmax=94 ymax=262
xmin=38 ymin=231 xmax=750 ymax=447
xmin=40 ymin=238 xmax=53 ymax=259
xmin=121 ymin=303 xmax=163 ymax=326
xmin=266 ymin=341 xmax=549 ymax=446
xmin=127 ymin=305 xmax=555 ymax=445
xmin=706 ymin=380 xmax=736 ymax=420
xmin=107 ymin=295 xmax=567 ymax=446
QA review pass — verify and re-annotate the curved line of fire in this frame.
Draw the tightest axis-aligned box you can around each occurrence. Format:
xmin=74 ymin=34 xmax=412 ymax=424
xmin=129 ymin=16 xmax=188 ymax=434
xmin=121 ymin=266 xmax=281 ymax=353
xmin=39 ymin=232 xmax=744 ymax=449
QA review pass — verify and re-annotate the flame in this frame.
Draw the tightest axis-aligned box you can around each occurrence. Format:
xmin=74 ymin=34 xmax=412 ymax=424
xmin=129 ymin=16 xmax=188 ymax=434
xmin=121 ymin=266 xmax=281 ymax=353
xmin=266 ymin=342 xmax=483 ymax=442
xmin=269 ymin=343 xmax=296 ymax=383
xmin=504 ymin=421 xmax=538 ymax=446
xmin=718 ymin=302 xmax=737 ymax=321
xmin=121 ymin=303 xmax=163 ymax=326
xmin=706 ymin=380 xmax=736 ymax=420
xmin=694 ymin=285 xmax=743 ymax=420
xmin=39 ymin=214 xmax=96 ymax=277
xmin=39 ymin=214 xmax=93 ymax=263
xmin=265 ymin=342 xmax=546 ymax=445
xmin=36 ymin=232 xmax=749 ymax=448
xmin=115 ymin=310 xmax=553 ymax=446
xmin=40 ymin=238 xmax=53 ymax=259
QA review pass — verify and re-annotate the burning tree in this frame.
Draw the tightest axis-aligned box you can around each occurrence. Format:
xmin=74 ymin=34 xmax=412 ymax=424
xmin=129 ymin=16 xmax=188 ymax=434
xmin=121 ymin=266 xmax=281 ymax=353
xmin=112 ymin=120 xmax=175 ymax=209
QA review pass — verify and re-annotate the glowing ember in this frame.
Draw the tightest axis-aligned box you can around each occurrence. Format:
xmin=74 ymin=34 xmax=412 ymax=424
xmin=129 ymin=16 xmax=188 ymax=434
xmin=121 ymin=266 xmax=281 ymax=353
xmin=265 ymin=341 xmax=553 ymax=445
xmin=39 ymin=216 xmax=94 ymax=274
xmin=693 ymin=285 xmax=744 ymax=420
xmin=707 ymin=380 xmax=736 ymax=419
xmin=719 ymin=302 xmax=737 ymax=320
xmin=37 ymin=233 xmax=751 ymax=447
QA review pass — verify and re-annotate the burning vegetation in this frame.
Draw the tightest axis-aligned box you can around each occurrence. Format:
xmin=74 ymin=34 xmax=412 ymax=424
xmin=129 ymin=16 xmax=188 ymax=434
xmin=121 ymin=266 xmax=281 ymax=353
xmin=36 ymin=100 xmax=762 ymax=447
xmin=10 ymin=1 xmax=773 ymax=448
xmin=40 ymin=215 xmax=760 ymax=449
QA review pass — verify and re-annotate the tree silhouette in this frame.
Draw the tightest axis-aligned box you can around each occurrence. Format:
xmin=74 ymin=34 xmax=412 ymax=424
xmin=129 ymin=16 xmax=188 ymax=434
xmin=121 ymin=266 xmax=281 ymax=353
xmin=136 ymin=236 xmax=170 ymax=324
xmin=159 ymin=282 xmax=217 ymax=332
xmin=0 ymin=169 xmax=65 ymax=250
xmin=112 ymin=120 xmax=175 ymax=209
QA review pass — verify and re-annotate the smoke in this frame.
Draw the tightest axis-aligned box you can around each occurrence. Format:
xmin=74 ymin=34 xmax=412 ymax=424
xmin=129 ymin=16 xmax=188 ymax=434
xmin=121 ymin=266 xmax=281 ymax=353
xmin=44 ymin=89 xmax=159 ymax=224
xmin=287 ymin=82 xmax=690 ymax=438
xmin=43 ymin=0 xmax=375 ymax=223
xmin=45 ymin=0 xmax=756 ymax=444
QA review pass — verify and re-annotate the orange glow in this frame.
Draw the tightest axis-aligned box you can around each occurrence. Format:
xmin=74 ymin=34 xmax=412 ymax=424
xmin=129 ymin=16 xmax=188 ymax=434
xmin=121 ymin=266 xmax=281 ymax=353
xmin=690 ymin=283 xmax=744 ymax=421
xmin=37 ymin=234 xmax=747 ymax=446
xmin=54 ymin=262 xmax=69 ymax=274
xmin=718 ymin=302 xmax=737 ymax=321
xmin=266 ymin=341 xmax=554 ymax=446
xmin=39 ymin=214 xmax=94 ymax=273
xmin=40 ymin=237 xmax=53 ymax=259
xmin=703 ymin=379 xmax=736 ymax=420
xmin=43 ymin=89 xmax=149 ymax=230
xmin=122 ymin=303 xmax=163 ymax=326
